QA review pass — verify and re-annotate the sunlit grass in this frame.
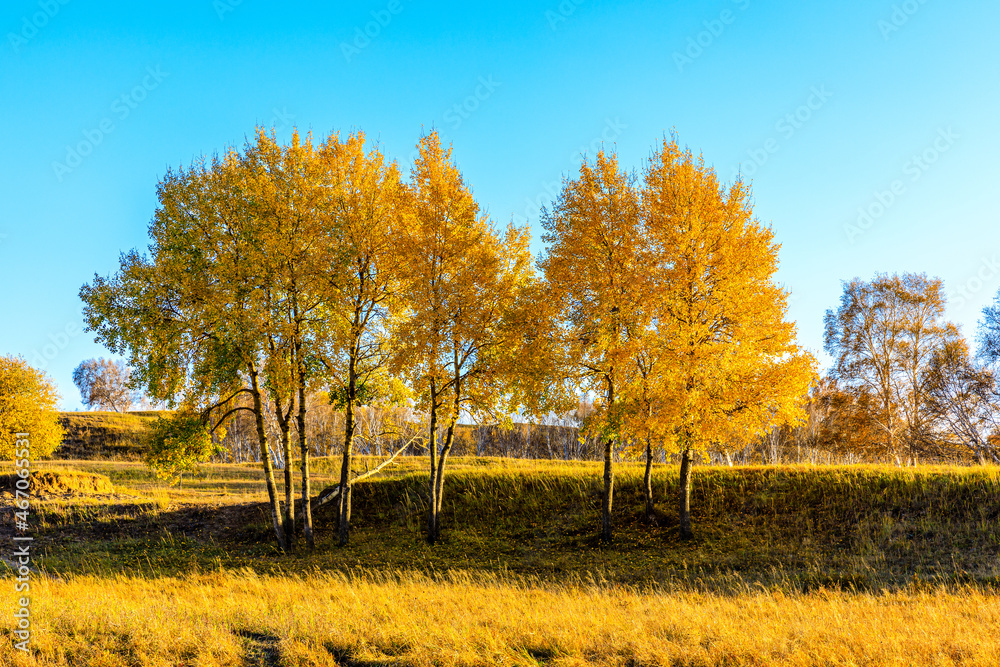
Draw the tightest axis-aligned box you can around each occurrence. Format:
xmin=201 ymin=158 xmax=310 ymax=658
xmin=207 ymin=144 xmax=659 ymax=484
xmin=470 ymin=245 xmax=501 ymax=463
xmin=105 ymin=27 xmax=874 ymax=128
xmin=3 ymin=570 xmax=999 ymax=666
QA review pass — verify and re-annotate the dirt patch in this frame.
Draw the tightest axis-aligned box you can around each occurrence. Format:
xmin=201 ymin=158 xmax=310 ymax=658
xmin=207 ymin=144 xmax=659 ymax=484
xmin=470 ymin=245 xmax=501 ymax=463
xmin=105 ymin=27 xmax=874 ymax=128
xmin=2 ymin=471 xmax=114 ymax=496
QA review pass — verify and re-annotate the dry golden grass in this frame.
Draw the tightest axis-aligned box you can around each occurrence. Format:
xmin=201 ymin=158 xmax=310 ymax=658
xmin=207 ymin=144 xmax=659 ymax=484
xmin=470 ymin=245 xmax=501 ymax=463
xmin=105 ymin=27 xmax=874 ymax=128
xmin=2 ymin=570 xmax=999 ymax=666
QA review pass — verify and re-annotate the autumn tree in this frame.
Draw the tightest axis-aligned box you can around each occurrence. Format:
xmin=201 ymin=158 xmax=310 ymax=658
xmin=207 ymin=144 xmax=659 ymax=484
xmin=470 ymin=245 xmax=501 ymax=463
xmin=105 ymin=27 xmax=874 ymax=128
xmin=236 ymin=129 xmax=338 ymax=551
xmin=540 ymin=149 xmax=644 ymax=542
xmin=72 ymin=358 xmax=138 ymax=412
xmin=80 ymin=131 xmax=333 ymax=552
xmin=396 ymin=132 xmax=536 ymax=544
xmin=642 ymin=137 xmax=815 ymax=539
xmin=310 ymin=132 xmax=409 ymax=546
xmin=0 ymin=355 xmax=64 ymax=459
xmin=824 ymin=273 xmax=956 ymax=464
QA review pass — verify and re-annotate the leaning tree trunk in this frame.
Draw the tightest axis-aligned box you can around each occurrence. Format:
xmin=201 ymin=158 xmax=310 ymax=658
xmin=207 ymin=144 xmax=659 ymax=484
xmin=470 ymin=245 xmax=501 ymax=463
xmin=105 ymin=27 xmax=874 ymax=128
xmin=678 ymin=446 xmax=693 ymax=540
xmin=272 ymin=390 xmax=296 ymax=553
xmin=644 ymin=438 xmax=654 ymax=521
xmin=431 ymin=413 xmax=458 ymax=544
xmin=250 ymin=370 xmax=286 ymax=551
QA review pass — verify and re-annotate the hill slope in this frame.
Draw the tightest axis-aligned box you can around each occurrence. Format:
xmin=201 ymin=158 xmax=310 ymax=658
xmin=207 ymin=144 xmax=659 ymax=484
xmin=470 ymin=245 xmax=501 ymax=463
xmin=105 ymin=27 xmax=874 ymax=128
xmin=55 ymin=411 xmax=167 ymax=460
xmin=34 ymin=458 xmax=1000 ymax=590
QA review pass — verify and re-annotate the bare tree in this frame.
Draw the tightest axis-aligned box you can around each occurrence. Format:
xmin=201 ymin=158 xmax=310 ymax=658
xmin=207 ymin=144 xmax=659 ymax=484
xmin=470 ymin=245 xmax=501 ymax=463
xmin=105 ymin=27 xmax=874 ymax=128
xmin=824 ymin=274 xmax=955 ymax=465
xmin=924 ymin=338 xmax=1000 ymax=464
xmin=72 ymin=358 xmax=137 ymax=412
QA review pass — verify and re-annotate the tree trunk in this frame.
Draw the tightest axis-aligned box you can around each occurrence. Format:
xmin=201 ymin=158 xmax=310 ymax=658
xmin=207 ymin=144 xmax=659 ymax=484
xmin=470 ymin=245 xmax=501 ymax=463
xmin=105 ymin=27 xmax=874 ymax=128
xmin=601 ymin=436 xmax=614 ymax=541
xmin=601 ymin=375 xmax=616 ymax=542
xmin=431 ymin=416 xmax=457 ymax=543
xmin=338 ymin=403 xmax=354 ymax=546
xmin=338 ymin=355 xmax=358 ymax=547
xmin=427 ymin=381 xmax=439 ymax=544
xmin=278 ymin=419 xmax=294 ymax=552
xmin=250 ymin=370 xmax=286 ymax=551
xmin=272 ymin=388 xmax=295 ymax=553
xmin=643 ymin=439 xmax=654 ymax=521
xmin=679 ymin=446 xmax=693 ymax=540
xmin=296 ymin=365 xmax=313 ymax=549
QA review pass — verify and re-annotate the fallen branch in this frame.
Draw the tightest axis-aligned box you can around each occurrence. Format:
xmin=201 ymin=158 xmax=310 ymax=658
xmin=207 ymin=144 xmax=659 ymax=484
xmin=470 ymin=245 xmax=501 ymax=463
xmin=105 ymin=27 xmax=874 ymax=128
xmin=300 ymin=436 xmax=418 ymax=517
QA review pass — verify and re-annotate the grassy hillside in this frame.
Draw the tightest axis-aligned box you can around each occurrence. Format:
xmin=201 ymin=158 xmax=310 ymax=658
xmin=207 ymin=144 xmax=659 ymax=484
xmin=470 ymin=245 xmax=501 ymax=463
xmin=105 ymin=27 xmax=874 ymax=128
xmin=54 ymin=411 xmax=167 ymax=460
xmin=29 ymin=458 xmax=1000 ymax=589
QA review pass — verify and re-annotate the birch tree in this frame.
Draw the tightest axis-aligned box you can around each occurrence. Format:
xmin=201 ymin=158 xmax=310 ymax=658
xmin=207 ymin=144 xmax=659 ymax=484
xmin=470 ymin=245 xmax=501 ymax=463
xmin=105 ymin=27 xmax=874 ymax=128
xmin=81 ymin=129 xmax=340 ymax=551
xmin=396 ymin=131 xmax=535 ymax=544
xmin=540 ymin=149 xmax=644 ymax=542
xmin=643 ymin=137 xmax=815 ymax=539
xmin=312 ymin=131 xmax=409 ymax=546
xmin=824 ymin=273 xmax=955 ymax=464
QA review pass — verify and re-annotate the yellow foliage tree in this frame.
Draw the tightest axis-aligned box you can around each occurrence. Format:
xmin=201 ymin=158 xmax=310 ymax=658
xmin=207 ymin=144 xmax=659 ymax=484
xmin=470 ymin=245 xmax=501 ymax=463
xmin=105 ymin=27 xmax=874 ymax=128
xmin=312 ymin=131 xmax=410 ymax=546
xmin=81 ymin=129 xmax=334 ymax=552
xmin=641 ymin=137 xmax=816 ymax=538
xmin=395 ymin=131 xmax=535 ymax=544
xmin=539 ymin=149 xmax=645 ymax=542
xmin=0 ymin=355 xmax=63 ymax=459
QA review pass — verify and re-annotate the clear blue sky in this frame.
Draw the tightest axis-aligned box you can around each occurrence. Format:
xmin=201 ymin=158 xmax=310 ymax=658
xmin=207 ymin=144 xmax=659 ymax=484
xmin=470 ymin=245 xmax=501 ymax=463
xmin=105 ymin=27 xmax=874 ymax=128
xmin=2 ymin=0 xmax=998 ymax=410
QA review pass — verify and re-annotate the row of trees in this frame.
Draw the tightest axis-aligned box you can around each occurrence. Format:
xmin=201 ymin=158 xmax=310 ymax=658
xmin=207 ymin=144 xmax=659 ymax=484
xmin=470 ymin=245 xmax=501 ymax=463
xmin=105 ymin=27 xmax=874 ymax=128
xmin=80 ymin=128 xmax=814 ymax=550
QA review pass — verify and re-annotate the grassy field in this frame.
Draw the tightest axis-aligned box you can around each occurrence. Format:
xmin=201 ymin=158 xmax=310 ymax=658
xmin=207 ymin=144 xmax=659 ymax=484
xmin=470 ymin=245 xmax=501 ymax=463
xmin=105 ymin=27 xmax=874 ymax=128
xmin=5 ymin=571 xmax=1000 ymax=666
xmin=3 ymin=457 xmax=1000 ymax=665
